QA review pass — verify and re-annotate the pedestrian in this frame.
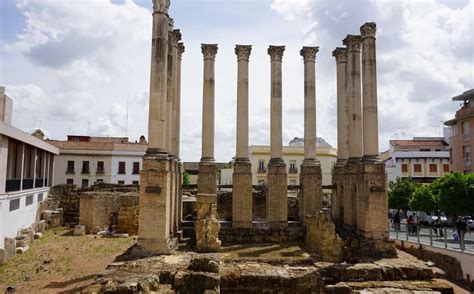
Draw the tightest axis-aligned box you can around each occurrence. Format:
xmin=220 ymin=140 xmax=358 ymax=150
xmin=408 ymin=213 xmax=415 ymax=235
xmin=455 ymin=216 xmax=468 ymax=250
xmin=393 ymin=210 xmax=401 ymax=231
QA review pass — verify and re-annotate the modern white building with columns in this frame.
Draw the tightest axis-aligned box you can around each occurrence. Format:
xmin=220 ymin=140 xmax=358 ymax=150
xmin=0 ymin=86 xmax=59 ymax=258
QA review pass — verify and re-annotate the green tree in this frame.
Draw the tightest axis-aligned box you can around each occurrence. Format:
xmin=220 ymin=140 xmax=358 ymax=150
xmin=431 ymin=172 xmax=473 ymax=215
xmin=388 ymin=177 xmax=418 ymax=211
xmin=409 ymin=185 xmax=437 ymax=213
xmin=183 ymin=172 xmax=190 ymax=185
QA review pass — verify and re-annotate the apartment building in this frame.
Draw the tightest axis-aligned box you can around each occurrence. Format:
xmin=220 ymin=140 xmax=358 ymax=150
xmin=384 ymin=137 xmax=450 ymax=184
xmin=49 ymin=136 xmax=147 ymax=188
xmin=444 ymin=89 xmax=474 ymax=173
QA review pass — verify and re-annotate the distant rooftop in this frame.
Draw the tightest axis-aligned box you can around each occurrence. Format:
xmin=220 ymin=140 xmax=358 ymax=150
xmin=451 ymin=89 xmax=474 ymax=101
xmin=288 ymin=137 xmax=333 ymax=148
xmin=390 ymin=137 xmax=448 ymax=149
xmin=48 ymin=135 xmax=147 ymax=152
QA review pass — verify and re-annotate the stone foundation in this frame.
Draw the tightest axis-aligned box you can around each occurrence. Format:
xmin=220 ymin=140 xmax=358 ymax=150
xmin=343 ymin=160 xmax=359 ymax=228
xmin=331 ymin=163 xmax=345 ymax=225
xmin=232 ymin=160 xmax=252 ymax=228
xmin=195 ymin=193 xmax=221 ymax=252
xmin=138 ymin=154 xmax=177 ymax=254
xmin=267 ymin=160 xmax=288 ymax=229
xmin=299 ymin=160 xmax=322 ymax=220
xmin=220 ymin=226 xmax=305 ymax=243
xmin=306 ymin=211 xmax=343 ymax=263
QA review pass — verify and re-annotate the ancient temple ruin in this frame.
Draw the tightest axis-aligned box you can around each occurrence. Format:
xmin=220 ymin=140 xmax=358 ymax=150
xmin=138 ymin=0 xmax=394 ymax=257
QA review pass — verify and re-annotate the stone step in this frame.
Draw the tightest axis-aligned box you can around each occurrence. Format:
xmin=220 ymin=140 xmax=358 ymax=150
xmin=325 ymin=280 xmax=454 ymax=294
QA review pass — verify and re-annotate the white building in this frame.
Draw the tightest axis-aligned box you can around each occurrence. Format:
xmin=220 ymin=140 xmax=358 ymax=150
xmin=0 ymin=87 xmax=59 ymax=258
xmin=49 ymin=136 xmax=147 ymax=188
xmin=383 ymin=137 xmax=450 ymax=184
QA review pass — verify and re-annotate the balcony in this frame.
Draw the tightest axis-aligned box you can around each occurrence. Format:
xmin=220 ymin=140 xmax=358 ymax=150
xmin=289 ymin=168 xmax=298 ymax=174
xmin=5 ymin=179 xmax=21 ymax=192
xmin=66 ymin=169 xmax=75 ymax=174
xmin=257 ymin=167 xmax=266 ymax=173
xmin=81 ymin=169 xmax=90 ymax=174
xmin=96 ymin=169 xmax=104 ymax=175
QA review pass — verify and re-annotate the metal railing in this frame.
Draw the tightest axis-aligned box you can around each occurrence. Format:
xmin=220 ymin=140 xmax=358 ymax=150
xmin=389 ymin=222 xmax=473 ymax=254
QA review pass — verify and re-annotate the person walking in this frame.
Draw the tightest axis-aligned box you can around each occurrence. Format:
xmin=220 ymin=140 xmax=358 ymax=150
xmin=455 ymin=216 xmax=468 ymax=250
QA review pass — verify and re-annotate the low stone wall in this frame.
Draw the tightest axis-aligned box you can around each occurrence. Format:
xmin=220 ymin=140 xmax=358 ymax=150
xmin=220 ymin=226 xmax=305 ymax=243
xmin=46 ymin=184 xmax=80 ymax=226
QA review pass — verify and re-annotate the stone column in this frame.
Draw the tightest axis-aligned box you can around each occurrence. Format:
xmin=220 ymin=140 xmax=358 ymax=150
xmin=341 ymin=35 xmax=362 ymax=228
xmin=299 ymin=46 xmax=323 ymax=221
xmin=171 ymin=30 xmax=182 ymax=157
xmin=176 ymin=42 xmax=185 ymax=233
xmin=146 ymin=0 xmax=169 ymax=153
xmin=343 ymin=35 xmax=363 ymax=161
xmin=361 ymin=22 xmax=379 ymax=160
xmin=196 ymin=44 xmax=220 ymax=251
xmin=267 ymin=45 xmax=288 ymax=229
xmin=166 ymin=19 xmax=174 ymax=155
xmin=232 ymin=45 xmax=253 ymax=229
xmin=331 ymin=47 xmax=348 ymax=224
xmin=138 ymin=0 xmax=176 ymax=255
xmin=198 ymin=44 xmax=218 ymax=195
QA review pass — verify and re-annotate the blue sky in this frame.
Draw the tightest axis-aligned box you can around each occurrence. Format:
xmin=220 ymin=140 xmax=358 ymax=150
xmin=0 ymin=0 xmax=472 ymax=161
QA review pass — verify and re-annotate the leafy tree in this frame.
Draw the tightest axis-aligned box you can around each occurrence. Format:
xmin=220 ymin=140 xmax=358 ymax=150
xmin=388 ymin=177 xmax=418 ymax=211
xmin=409 ymin=185 xmax=437 ymax=213
xmin=431 ymin=172 xmax=473 ymax=216
xmin=183 ymin=172 xmax=190 ymax=185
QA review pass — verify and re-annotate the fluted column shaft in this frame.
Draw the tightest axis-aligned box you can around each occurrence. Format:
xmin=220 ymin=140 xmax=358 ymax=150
xmin=176 ymin=43 xmax=184 ymax=157
xmin=301 ymin=47 xmax=319 ymax=161
xmin=361 ymin=22 xmax=379 ymax=159
xmin=147 ymin=1 xmax=169 ymax=153
xmin=343 ymin=35 xmax=363 ymax=160
xmin=171 ymin=30 xmax=181 ymax=157
xmin=201 ymin=44 xmax=218 ymax=162
xmin=166 ymin=19 xmax=175 ymax=154
xmin=268 ymin=46 xmax=285 ymax=160
xmin=333 ymin=47 xmax=349 ymax=162
xmin=235 ymin=45 xmax=252 ymax=160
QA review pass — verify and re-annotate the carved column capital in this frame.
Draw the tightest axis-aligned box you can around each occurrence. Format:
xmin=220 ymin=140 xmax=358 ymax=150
xmin=178 ymin=42 xmax=185 ymax=59
xmin=300 ymin=46 xmax=319 ymax=62
xmin=343 ymin=35 xmax=361 ymax=51
xmin=152 ymin=0 xmax=170 ymax=14
xmin=235 ymin=45 xmax=252 ymax=61
xmin=360 ymin=22 xmax=376 ymax=39
xmin=267 ymin=45 xmax=285 ymax=62
xmin=332 ymin=47 xmax=347 ymax=63
xmin=170 ymin=29 xmax=181 ymax=47
xmin=168 ymin=18 xmax=174 ymax=31
xmin=201 ymin=44 xmax=218 ymax=60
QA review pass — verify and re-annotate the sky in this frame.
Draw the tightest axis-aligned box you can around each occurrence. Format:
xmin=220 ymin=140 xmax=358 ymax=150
xmin=0 ymin=0 xmax=473 ymax=162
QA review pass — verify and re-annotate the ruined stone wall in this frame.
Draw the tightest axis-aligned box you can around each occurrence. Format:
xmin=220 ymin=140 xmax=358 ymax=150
xmin=46 ymin=184 xmax=80 ymax=226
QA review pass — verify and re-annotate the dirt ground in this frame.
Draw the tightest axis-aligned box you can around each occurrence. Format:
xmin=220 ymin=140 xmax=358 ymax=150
xmin=0 ymin=227 xmax=135 ymax=293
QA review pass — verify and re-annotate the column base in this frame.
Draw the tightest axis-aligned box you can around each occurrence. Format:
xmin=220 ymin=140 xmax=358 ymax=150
xmin=331 ymin=163 xmax=346 ymax=225
xmin=267 ymin=160 xmax=287 ymax=229
xmin=299 ymin=160 xmax=322 ymax=221
xmin=138 ymin=154 xmax=175 ymax=255
xmin=198 ymin=160 xmax=217 ymax=195
xmin=232 ymin=160 xmax=253 ymax=229
xmin=342 ymin=159 xmax=360 ymax=228
xmin=195 ymin=193 xmax=221 ymax=252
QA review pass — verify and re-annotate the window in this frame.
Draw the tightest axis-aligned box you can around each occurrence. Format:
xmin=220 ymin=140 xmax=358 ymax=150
xmin=118 ymin=162 xmax=126 ymax=174
xmin=97 ymin=161 xmax=104 ymax=173
xmin=26 ymin=195 xmax=33 ymax=206
xmin=133 ymin=162 xmax=140 ymax=174
xmin=132 ymin=181 xmax=139 ymax=185
xmin=463 ymin=145 xmax=471 ymax=166
xmin=289 ymin=160 xmax=297 ymax=173
xmin=258 ymin=160 xmax=265 ymax=172
xmin=429 ymin=164 xmax=437 ymax=173
xmin=67 ymin=161 xmax=75 ymax=173
xmin=462 ymin=121 xmax=470 ymax=134
xmin=9 ymin=198 xmax=20 ymax=211
xmin=413 ymin=164 xmax=422 ymax=173
xmin=452 ymin=125 xmax=457 ymax=136
xmin=401 ymin=164 xmax=408 ymax=173
xmin=37 ymin=193 xmax=43 ymax=202
xmin=118 ymin=180 xmax=125 ymax=185
xmin=66 ymin=178 xmax=74 ymax=185
xmin=443 ymin=164 xmax=450 ymax=173
xmin=82 ymin=161 xmax=90 ymax=174
xmin=81 ymin=179 xmax=89 ymax=189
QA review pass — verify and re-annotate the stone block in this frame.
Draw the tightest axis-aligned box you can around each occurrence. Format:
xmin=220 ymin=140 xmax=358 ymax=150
xmin=195 ymin=194 xmax=221 ymax=252
xmin=232 ymin=160 xmax=252 ymax=228
xmin=305 ymin=211 xmax=343 ymax=263
xmin=198 ymin=161 xmax=217 ymax=195
xmin=266 ymin=161 xmax=288 ymax=229
xmin=342 ymin=161 xmax=360 ymax=228
xmin=16 ymin=246 xmax=29 ymax=254
xmin=74 ymin=225 xmax=86 ymax=236
xmin=299 ymin=161 xmax=323 ymax=221
xmin=37 ymin=220 xmax=46 ymax=233
xmin=331 ymin=164 xmax=346 ymax=224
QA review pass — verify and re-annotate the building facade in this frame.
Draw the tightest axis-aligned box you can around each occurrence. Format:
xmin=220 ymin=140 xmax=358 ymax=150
xmin=383 ymin=137 xmax=450 ymax=184
xmin=444 ymin=89 xmax=474 ymax=174
xmin=49 ymin=136 xmax=147 ymax=188
xmin=0 ymin=87 xmax=59 ymax=258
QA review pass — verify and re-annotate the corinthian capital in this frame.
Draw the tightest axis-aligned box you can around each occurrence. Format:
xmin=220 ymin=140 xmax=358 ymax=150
xmin=342 ymin=35 xmax=361 ymax=51
xmin=267 ymin=45 xmax=285 ymax=62
xmin=300 ymin=46 xmax=319 ymax=62
xmin=332 ymin=47 xmax=347 ymax=63
xmin=152 ymin=0 xmax=170 ymax=14
xmin=360 ymin=22 xmax=376 ymax=39
xmin=170 ymin=29 xmax=181 ymax=46
xmin=178 ymin=42 xmax=185 ymax=59
xmin=201 ymin=44 xmax=218 ymax=60
xmin=235 ymin=45 xmax=252 ymax=61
